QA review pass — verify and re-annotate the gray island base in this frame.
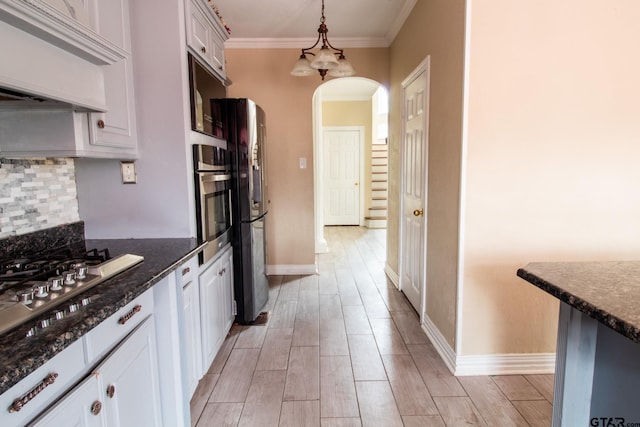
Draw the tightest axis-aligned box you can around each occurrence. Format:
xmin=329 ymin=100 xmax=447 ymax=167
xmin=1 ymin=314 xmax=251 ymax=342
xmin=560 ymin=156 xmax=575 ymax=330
xmin=517 ymin=261 xmax=640 ymax=427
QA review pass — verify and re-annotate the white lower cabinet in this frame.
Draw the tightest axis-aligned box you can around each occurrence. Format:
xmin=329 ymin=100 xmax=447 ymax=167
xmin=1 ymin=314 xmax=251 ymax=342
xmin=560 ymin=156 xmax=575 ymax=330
xmin=219 ymin=248 xmax=235 ymax=335
xmin=29 ymin=374 xmax=104 ymax=427
xmin=3 ymin=249 xmax=236 ymax=427
xmin=177 ymin=255 xmax=202 ymax=399
xmin=29 ymin=315 xmax=160 ymax=427
xmin=0 ymin=340 xmax=86 ymax=427
xmin=198 ymin=244 xmax=234 ymax=373
xmin=98 ymin=315 xmax=162 ymax=427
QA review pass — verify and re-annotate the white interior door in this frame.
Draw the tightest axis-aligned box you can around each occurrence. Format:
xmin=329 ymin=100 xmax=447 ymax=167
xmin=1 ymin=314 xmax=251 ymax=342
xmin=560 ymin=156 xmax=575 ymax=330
xmin=400 ymin=58 xmax=430 ymax=314
xmin=323 ymin=128 xmax=362 ymax=225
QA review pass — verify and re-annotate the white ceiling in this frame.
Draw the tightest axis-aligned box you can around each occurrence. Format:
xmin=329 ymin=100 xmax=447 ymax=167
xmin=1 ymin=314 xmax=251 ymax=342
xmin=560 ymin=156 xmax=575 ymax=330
xmin=213 ymin=0 xmax=417 ymax=48
xmin=212 ymin=0 xmax=407 ymax=99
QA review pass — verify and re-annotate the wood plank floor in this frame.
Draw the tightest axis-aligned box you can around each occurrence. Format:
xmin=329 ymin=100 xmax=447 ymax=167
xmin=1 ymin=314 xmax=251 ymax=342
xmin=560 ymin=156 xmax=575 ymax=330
xmin=191 ymin=226 xmax=554 ymax=427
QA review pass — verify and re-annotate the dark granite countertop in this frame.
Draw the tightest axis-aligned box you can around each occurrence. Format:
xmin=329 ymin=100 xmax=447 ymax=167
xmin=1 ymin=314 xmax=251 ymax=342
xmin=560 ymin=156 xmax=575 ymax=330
xmin=517 ymin=261 xmax=640 ymax=344
xmin=0 ymin=238 xmax=205 ymax=394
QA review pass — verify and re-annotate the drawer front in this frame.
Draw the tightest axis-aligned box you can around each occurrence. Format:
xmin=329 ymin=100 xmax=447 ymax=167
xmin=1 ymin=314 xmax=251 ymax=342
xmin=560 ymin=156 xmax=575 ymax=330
xmin=178 ymin=255 xmax=199 ymax=287
xmin=84 ymin=289 xmax=154 ymax=363
xmin=0 ymin=339 xmax=86 ymax=427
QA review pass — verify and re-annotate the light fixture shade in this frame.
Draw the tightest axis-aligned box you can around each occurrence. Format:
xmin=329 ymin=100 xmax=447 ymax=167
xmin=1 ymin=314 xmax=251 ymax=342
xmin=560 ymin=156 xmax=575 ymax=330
xmin=290 ymin=56 xmax=315 ymax=76
xmin=328 ymin=57 xmax=355 ymax=77
xmin=310 ymin=47 xmax=339 ymax=70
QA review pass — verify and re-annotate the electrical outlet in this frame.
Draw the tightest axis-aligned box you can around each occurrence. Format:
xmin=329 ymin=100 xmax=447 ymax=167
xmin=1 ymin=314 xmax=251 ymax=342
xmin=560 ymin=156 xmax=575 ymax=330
xmin=120 ymin=161 xmax=137 ymax=184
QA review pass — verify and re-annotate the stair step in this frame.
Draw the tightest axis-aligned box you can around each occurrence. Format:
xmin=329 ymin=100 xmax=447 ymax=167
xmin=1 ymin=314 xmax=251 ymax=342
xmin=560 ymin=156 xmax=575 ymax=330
xmin=372 ymin=151 xmax=388 ymax=158
xmin=372 ymin=144 xmax=388 ymax=151
xmin=365 ymin=215 xmax=388 ymax=220
xmin=372 ymin=197 xmax=387 ymax=201
xmin=369 ymin=206 xmax=386 ymax=210
xmin=372 ymin=158 xmax=387 ymax=166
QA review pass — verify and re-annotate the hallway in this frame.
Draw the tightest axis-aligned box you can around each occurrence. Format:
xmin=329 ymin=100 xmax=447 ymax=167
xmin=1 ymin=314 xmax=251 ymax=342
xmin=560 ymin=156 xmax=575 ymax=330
xmin=191 ymin=226 xmax=553 ymax=426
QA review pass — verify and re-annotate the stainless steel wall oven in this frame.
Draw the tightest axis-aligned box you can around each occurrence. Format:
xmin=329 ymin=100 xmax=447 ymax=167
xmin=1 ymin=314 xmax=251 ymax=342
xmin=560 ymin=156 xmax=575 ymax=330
xmin=193 ymin=142 xmax=232 ymax=265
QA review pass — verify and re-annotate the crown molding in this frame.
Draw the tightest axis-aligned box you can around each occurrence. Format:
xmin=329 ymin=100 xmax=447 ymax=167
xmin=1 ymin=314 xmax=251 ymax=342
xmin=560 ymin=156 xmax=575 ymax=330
xmin=224 ymin=36 xmax=390 ymax=50
xmin=0 ymin=0 xmax=125 ymax=64
xmin=385 ymin=0 xmax=417 ymax=45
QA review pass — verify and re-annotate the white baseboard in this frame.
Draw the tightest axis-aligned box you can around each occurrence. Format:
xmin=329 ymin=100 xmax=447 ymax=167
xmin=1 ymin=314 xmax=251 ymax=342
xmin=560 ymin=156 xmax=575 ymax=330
xmin=384 ymin=264 xmax=399 ymax=289
xmin=421 ymin=315 xmax=457 ymax=374
xmin=266 ymin=264 xmax=318 ymax=276
xmin=421 ymin=315 xmax=556 ymax=376
xmin=365 ymin=219 xmax=387 ymax=229
xmin=454 ymin=352 xmax=556 ymax=376
xmin=315 ymin=238 xmax=329 ymax=254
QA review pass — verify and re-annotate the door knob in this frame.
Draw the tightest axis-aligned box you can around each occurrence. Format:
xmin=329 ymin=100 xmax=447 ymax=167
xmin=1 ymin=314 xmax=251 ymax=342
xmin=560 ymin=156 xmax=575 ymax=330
xmin=355 ymin=182 xmax=359 ymax=186
xmin=413 ymin=209 xmax=424 ymax=217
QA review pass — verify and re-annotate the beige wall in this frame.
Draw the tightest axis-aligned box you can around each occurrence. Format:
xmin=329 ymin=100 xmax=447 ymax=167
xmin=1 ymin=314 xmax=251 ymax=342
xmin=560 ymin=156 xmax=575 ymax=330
xmin=322 ymin=100 xmax=374 ymax=213
xmin=225 ymin=48 xmax=389 ymax=266
xmin=462 ymin=0 xmax=640 ymax=354
xmin=224 ymin=0 xmax=640 ymax=359
xmin=388 ymin=0 xmax=466 ymax=348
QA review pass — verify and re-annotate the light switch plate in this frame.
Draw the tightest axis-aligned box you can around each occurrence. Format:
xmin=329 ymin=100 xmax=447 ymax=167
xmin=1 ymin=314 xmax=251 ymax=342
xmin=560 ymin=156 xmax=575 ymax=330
xmin=120 ymin=161 xmax=137 ymax=184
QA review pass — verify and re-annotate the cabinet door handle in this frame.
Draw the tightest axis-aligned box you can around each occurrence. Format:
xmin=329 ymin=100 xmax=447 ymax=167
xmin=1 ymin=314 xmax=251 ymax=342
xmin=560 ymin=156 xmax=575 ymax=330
xmin=201 ymin=46 xmax=206 ymax=54
xmin=91 ymin=400 xmax=102 ymax=416
xmin=182 ymin=267 xmax=190 ymax=276
xmin=8 ymin=373 xmax=58 ymax=413
xmin=97 ymin=119 xmax=105 ymax=129
xmin=118 ymin=304 xmax=142 ymax=325
xmin=106 ymin=384 xmax=116 ymax=399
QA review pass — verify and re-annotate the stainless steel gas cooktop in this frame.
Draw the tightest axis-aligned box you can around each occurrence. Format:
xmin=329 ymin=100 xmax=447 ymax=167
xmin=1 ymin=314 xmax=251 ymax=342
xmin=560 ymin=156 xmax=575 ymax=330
xmin=0 ymin=248 xmax=143 ymax=336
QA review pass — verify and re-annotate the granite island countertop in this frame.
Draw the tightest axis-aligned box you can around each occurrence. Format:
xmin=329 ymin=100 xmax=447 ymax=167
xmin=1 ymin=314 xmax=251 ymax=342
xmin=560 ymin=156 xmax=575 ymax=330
xmin=0 ymin=238 xmax=205 ymax=394
xmin=517 ymin=261 xmax=640 ymax=344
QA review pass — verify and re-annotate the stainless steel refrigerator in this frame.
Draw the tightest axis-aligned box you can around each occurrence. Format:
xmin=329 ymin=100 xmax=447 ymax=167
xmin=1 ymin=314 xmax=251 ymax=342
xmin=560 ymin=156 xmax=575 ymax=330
xmin=213 ymin=98 xmax=268 ymax=324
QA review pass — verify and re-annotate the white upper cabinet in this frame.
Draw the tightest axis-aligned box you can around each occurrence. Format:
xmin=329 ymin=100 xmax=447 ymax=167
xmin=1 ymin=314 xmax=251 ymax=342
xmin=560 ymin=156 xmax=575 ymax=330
xmin=0 ymin=0 xmax=139 ymax=159
xmin=0 ymin=0 xmax=124 ymax=110
xmin=186 ymin=0 xmax=229 ymax=82
xmin=87 ymin=0 xmax=138 ymax=154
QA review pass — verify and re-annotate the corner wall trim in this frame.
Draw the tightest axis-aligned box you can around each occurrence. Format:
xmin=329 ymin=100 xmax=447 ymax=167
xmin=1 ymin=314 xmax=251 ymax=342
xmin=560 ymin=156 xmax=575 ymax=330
xmin=454 ymin=353 xmax=556 ymax=376
xmin=421 ymin=315 xmax=457 ymax=374
xmin=266 ymin=264 xmax=318 ymax=276
xmin=420 ymin=315 xmax=556 ymax=376
xmin=384 ymin=263 xmax=399 ymax=289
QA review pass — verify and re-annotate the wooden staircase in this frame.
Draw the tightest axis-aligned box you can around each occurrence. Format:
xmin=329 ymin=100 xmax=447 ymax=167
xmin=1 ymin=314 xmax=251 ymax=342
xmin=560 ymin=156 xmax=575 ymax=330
xmin=365 ymin=144 xmax=388 ymax=228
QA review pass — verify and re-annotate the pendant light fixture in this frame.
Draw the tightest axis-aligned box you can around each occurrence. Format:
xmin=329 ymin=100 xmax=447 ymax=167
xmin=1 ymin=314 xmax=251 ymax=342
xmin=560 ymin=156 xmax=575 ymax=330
xmin=290 ymin=0 xmax=355 ymax=80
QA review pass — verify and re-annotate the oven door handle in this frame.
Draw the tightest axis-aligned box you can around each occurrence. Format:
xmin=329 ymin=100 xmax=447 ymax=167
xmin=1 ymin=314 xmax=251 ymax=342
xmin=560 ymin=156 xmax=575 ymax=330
xmin=199 ymin=173 xmax=231 ymax=183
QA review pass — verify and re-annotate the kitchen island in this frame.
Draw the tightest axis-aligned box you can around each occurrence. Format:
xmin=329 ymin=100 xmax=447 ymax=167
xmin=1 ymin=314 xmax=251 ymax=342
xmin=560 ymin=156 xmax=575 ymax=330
xmin=518 ymin=261 xmax=640 ymax=427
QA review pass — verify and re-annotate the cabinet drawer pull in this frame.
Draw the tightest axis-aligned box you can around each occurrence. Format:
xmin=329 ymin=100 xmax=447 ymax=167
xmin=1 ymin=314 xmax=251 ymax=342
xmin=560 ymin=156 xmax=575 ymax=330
xmin=91 ymin=400 xmax=102 ymax=416
xmin=97 ymin=119 xmax=105 ymax=129
xmin=201 ymin=46 xmax=206 ymax=54
xmin=8 ymin=373 xmax=58 ymax=413
xmin=118 ymin=304 xmax=142 ymax=325
xmin=182 ymin=267 xmax=191 ymax=276
xmin=106 ymin=384 xmax=116 ymax=398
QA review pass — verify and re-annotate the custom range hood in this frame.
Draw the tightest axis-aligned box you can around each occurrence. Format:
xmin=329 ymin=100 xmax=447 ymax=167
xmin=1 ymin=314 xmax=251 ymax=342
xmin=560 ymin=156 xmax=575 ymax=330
xmin=0 ymin=1 xmax=141 ymax=159
xmin=0 ymin=0 xmax=128 ymax=112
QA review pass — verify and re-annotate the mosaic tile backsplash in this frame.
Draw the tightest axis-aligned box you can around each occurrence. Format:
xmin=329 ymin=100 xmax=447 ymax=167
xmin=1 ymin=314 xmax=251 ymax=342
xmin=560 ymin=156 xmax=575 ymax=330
xmin=0 ymin=158 xmax=80 ymax=239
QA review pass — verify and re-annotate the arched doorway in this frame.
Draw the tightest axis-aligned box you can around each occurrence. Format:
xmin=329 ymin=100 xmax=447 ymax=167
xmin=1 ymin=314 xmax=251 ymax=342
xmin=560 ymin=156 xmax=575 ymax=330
xmin=312 ymin=77 xmax=388 ymax=253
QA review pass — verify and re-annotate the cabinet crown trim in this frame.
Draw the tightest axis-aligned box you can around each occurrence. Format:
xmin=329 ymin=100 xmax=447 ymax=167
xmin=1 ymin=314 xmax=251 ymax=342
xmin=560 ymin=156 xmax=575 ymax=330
xmin=0 ymin=0 xmax=126 ymax=65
